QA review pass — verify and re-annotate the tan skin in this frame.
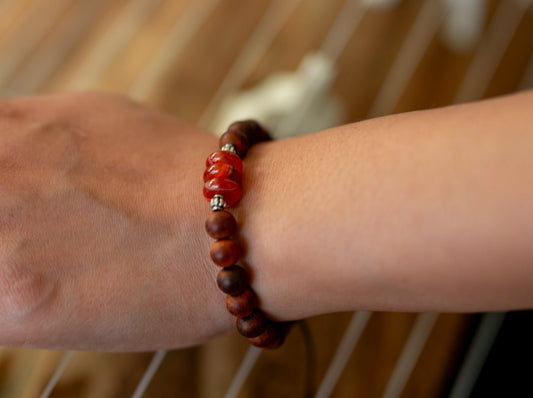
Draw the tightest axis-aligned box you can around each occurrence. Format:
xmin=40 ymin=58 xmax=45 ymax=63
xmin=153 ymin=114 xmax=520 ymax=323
xmin=0 ymin=91 xmax=532 ymax=352
xmin=0 ymin=93 xmax=225 ymax=351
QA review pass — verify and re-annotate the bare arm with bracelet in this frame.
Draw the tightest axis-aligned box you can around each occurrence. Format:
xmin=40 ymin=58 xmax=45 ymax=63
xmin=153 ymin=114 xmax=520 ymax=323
xmin=0 ymin=90 xmax=531 ymax=351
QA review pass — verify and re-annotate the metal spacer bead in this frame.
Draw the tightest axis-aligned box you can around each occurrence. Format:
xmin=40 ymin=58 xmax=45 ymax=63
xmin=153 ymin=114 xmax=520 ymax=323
xmin=210 ymin=194 xmax=226 ymax=211
xmin=221 ymin=143 xmax=237 ymax=154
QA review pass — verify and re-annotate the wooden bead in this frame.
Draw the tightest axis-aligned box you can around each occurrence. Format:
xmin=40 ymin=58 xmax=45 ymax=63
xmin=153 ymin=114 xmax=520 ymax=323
xmin=236 ymin=309 xmax=267 ymax=338
xmin=217 ymin=266 xmax=248 ymax=296
xmin=203 ymin=178 xmax=242 ymax=207
xmin=203 ymin=163 xmax=242 ymax=185
xmin=225 ymin=288 xmax=257 ymax=316
xmin=248 ymin=322 xmax=285 ymax=349
xmin=203 ymin=120 xmax=285 ymax=347
xmin=228 ymin=120 xmax=272 ymax=145
xmin=210 ymin=239 xmax=241 ymax=267
xmin=220 ymin=129 xmax=250 ymax=158
xmin=244 ymin=120 xmax=272 ymax=143
xmin=206 ymin=150 xmax=243 ymax=173
xmin=205 ymin=210 xmax=237 ymax=239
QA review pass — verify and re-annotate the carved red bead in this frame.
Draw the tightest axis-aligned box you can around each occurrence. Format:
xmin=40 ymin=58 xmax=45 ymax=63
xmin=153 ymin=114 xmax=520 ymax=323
xmin=203 ymin=178 xmax=242 ymax=207
xmin=203 ymin=163 xmax=242 ymax=185
xmin=206 ymin=151 xmax=243 ymax=173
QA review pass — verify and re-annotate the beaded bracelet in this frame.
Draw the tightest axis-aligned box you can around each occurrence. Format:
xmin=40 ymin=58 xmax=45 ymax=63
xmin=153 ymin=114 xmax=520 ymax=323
xmin=202 ymin=120 xmax=288 ymax=349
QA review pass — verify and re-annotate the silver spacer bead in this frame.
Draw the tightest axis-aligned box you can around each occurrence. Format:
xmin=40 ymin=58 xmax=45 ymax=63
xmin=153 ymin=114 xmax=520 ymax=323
xmin=210 ymin=194 xmax=226 ymax=211
xmin=221 ymin=143 xmax=237 ymax=154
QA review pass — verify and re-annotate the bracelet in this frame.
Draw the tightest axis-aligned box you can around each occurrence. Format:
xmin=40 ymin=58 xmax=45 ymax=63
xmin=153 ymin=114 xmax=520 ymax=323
xmin=202 ymin=120 xmax=288 ymax=349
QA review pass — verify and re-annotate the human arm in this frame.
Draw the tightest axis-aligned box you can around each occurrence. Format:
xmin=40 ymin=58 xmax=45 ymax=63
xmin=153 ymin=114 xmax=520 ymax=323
xmin=0 ymin=93 xmax=230 ymax=351
xmin=243 ymin=89 xmax=533 ymax=320
xmin=0 ymin=90 xmax=532 ymax=352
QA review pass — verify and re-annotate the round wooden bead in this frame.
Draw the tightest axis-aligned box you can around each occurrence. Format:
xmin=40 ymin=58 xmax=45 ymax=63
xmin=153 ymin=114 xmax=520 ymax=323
xmin=244 ymin=120 xmax=272 ymax=144
xmin=203 ymin=178 xmax=242 ymax=207
xmin=228 ymin=120 xmax=271 ymax=145
xmin=206 ymin=151 xmax=243 ymax=173
xmin=203 ymin=163 xmax=242 ymax=185
xmin=248 ymin=322 xmax=285 ymax=349
xmin=210 ymin=239 xmax=241 ymax=267
xmin=217 ymin=266 xmax=248 ymax=296
xmin=236 ymin=309 xmax=267 ymax=338
xmin=219 ymin=129 xmax=250 ymax=158
xmin=225 ymin=288 xmax=257 ymax=316
xmin=205 ymin=210 xmax=237 ymax=239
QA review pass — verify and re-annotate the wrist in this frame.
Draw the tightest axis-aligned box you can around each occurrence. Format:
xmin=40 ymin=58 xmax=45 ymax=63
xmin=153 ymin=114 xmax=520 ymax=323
xmin=236 ymin=138 xmax=323 ymax=321
xmin=202 ymin=121 xmax=290 ymax=347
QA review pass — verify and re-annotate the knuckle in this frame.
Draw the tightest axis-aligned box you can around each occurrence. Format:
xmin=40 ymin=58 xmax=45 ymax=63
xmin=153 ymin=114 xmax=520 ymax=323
xmin=0 ymin=261 xmax=56 ymax=320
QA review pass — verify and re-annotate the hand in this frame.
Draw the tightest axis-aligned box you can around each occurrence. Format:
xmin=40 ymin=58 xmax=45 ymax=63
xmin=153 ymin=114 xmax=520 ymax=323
xmin=0 ymin=92 xmax=233 ymax=351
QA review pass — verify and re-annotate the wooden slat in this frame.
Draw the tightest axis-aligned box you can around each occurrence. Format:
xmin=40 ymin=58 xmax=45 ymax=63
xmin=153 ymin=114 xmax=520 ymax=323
xmin=0 ymin=1 xmax=530 ymax=396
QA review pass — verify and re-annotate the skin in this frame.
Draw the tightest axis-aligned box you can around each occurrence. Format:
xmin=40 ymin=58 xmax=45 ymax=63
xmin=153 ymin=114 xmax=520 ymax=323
xmin=0 ymin=93 xmax=225 ymax=351
xmin=0 ymin=90 xmax=531 ymax=351
xmin=244 ymin=89 xmax=533 ymax=320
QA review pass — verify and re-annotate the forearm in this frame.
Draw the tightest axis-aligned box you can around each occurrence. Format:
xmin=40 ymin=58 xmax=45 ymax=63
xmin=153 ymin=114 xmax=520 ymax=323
xmin=240 ymin=90 xmax=533 ymax=319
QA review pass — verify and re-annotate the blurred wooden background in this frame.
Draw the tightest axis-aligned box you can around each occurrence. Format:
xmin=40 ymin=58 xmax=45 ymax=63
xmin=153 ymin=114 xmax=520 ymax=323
xmin=0 ymin=0 xmax=532 ymax=397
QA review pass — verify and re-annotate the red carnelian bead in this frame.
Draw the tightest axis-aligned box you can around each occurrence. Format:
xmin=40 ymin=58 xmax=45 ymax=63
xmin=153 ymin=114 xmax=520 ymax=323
xmin=217 ymin=265 xmax=248 ymax=296
xmin=203 ymin=163 xmax=242 ymax=185
xmin=219 ymin=129 xmax=250 ymax=157
xmin=205 ymin=210 xmax=237 ymax=239
xmin=206 ymin=151 xmax=243 ymax=173
xmin=210 ymin=239 xmax=241 ymax=267
xmin=248 ymin=322 xmax=285 ymax=349
xmin=236 ymin=310 xmax=267 ymax=338
xmin=203 ymin=178 xmax=242 ymax=207
xmin=225 ymin=288 xmax=257 ymax=317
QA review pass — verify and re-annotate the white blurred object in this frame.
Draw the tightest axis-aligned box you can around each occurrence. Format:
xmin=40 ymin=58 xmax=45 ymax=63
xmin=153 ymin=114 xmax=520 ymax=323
xmin=516 ymin=0 xmax=533 ymax=9
xmin=442 ymin=0 xmax=486 ymax=52
xmin=210 ymin=52 xmax=345 ymax=139
xmin=361 ymin=0 xmax=401 ymax=10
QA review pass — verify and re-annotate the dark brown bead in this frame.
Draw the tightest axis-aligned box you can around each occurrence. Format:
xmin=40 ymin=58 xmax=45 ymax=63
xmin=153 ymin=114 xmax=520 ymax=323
xmin=217 ymin=266 xmax=248 ymax=296
xmin=236 ymin=309 xmax=267 ymax=338
xmin=210 ymin=239 xmax=241 ymax=267
xmin=227 ymin=120 xmax=272 ymax=145
xmin=205 ymin=211 xmax=237 ymax=239
xmin=225 ymin=288 xmax=257 ymax=316
xmin=243 ymin=120 xmax=272 ymax=144
xmin=220 ymin=129 xmax=250 ymax=158
xmin=248 ymin=322 xmax=286 ymax=349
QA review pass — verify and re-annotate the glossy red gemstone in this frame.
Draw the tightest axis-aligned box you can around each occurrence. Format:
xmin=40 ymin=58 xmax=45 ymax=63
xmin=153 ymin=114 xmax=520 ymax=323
xmin=203 ymin=178 xmax=242 ymax=207
xmin=206 ymin=151 xmax=243 ymax=173
xmin=203 ymin=163 xmax=242 ymax=185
